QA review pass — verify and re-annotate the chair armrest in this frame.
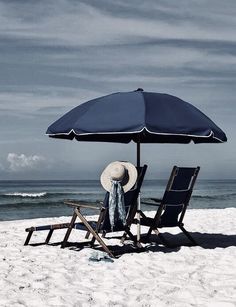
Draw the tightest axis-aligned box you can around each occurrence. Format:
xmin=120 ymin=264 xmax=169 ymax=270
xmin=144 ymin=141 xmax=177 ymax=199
xmin=141 ymin=198 xmax=161 ymax=206
xmin=64 ymin=199 xmax=103 ymax=210
xmin=150 ymin=198 xmax=162 ymax=203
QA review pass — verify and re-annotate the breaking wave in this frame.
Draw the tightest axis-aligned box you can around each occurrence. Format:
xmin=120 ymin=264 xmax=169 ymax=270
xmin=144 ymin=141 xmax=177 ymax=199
xmin=4 ymin=192 xmax=47 ymax=198
xmin=192 ymin=193 xmax=236 ymax=200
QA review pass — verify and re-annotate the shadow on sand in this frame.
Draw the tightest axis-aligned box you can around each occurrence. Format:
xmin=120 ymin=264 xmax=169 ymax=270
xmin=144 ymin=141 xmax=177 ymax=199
xmin=58 ymin=231 xmax=236 ymax=257
xmin=147 ymin=231 xmax=236 ymax=249
xmin=28 ymin=231 xmax=236 ymax=258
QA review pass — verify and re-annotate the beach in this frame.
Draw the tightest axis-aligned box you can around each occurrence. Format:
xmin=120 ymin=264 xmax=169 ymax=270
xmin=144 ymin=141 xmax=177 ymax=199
xmin=0 ymin=208 xmax=235 ymax=307
xmin=0 ymin=1 xmax=235 ymax=306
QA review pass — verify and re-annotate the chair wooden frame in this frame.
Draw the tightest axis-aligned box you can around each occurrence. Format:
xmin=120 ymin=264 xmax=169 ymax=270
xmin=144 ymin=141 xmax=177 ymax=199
xmin=61 ymin=165 xmax=147 ymax=257
xmin=24 ymin=202 xmax=102 ymax=246
xmin=24 ymin=165 xmax=147 ymax=258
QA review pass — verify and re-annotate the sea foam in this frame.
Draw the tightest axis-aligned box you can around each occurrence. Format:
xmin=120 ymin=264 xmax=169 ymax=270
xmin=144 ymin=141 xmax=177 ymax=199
xmin=4 ymin=192 xmax=47 ymax=198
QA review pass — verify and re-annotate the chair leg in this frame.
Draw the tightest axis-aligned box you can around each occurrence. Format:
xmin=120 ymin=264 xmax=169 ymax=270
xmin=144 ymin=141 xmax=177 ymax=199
xmin=24 ymin=231 xmax=33 ymax=245
xmin=45 ymin=229 xmax=54 ymax=244
xmin=120 ymin=232 xmax=128 ymax=243
xmin=146 ymin=206 xmax=163 ymax=239
xmin=153 ymin=229 xmax=172 ymax=247
xmin=61 ymin=211 xmax=78 ymax=248
xmin=179 ymin=225 xmax=197 ymax=245
xmin=125 ymin=228 xmax=136 ymax=242
xmin=120 ymin=228 xmax=143 ymax=248
xmin=147 ymin=226 xmax=153 ymax=238
xmin=85 ymin=231 xmax=90 ymax=239
xmin=75 ymin=208 xmax=115 ymax=258
xmin=85 ymin=212 xmax=104 ymax=239
xmin=143 ymin=227 xmax=171 ymax=247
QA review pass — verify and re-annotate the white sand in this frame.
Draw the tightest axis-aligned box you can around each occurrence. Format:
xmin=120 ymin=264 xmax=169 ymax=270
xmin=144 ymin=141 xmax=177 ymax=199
xmin=0 ymin=208 xmax=236 ymax=307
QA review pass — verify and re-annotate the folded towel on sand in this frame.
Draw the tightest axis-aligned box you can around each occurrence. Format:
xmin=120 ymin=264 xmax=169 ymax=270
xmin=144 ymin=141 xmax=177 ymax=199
xmin=89 ymin=251 xmax=114 ymax=263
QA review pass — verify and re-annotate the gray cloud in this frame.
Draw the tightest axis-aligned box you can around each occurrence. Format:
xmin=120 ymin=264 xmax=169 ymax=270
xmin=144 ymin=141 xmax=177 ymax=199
xmin=1 ymin=0 xmax=236 ymax=46
xmin=7 ymin=153 xmax=45 ymax=172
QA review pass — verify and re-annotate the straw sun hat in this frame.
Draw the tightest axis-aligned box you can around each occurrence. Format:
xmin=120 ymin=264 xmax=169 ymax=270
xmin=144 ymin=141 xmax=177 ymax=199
xmin=100 ymin=161 xmax=138 ymax=193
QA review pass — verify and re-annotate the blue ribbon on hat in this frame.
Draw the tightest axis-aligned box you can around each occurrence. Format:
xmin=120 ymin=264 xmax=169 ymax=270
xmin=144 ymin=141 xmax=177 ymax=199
xmin=108 ymin=180 xmax=126 ymax=231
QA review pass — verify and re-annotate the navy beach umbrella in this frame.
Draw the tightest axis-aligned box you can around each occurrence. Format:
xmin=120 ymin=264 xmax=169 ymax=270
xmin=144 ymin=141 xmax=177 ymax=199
xmin=47 ymin=88 xmax=227 ymax=243
xmin=46 ymin=88 xmax=227 ymax=166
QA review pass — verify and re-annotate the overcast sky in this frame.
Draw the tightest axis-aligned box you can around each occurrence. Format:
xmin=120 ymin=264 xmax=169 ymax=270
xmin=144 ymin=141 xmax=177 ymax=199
xmin=0 ymin=0 xmax=235 ymax=180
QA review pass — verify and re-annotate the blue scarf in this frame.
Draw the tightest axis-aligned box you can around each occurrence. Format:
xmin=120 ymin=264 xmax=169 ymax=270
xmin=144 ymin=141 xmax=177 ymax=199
xmin=109 ymin=180 xmax=126 ymax=231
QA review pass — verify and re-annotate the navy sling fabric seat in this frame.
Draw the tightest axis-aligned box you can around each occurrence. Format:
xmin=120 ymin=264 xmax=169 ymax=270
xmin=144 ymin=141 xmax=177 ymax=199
xmin=140 ymin=166 xmax=200 ymax=246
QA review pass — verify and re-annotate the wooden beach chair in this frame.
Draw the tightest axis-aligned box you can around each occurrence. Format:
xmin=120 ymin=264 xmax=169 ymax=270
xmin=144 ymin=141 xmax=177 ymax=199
xmin=61 ymin=165 xmax=147 ymax=257
xmin=25 ymin=165 xmax=147 ymax=258
xmin=139 ymin=166 xmax=200 ymax=247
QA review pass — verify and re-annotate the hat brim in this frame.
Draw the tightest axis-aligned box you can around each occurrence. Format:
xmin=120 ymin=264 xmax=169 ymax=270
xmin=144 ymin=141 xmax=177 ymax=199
xmin=100 ymin=161 xmax=138 ymax=193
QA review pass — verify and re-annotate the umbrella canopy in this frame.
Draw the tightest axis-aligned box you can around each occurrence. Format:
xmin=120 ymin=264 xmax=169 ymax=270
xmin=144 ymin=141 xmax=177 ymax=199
xmin=46 ymin=89 xmax=227 ymax=146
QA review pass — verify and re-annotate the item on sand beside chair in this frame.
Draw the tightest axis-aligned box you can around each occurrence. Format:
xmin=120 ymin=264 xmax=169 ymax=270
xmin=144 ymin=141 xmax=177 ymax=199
xmin=139 ymin=166 xmax=200 ymax=247
xmin=89 ymin=251 xmax=114 ymax=263
xmin=24 ymin=163 xmax=147 ymax=258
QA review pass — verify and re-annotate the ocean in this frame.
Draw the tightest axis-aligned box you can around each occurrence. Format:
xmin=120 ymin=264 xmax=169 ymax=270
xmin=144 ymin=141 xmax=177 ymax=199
xmin=0 ymin=180 xmax=235 ymax=221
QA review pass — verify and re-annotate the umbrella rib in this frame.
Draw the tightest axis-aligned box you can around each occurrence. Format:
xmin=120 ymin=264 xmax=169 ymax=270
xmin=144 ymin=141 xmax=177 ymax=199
xmin=46 ymin=127 xmax=224 ymax=142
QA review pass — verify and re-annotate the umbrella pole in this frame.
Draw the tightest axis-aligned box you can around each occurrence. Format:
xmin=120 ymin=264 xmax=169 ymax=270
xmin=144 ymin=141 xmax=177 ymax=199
xmin=137 ymin=141 xmax=140 ymax=168
xmin=136 ymin=141 xmax=141 ymax=244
